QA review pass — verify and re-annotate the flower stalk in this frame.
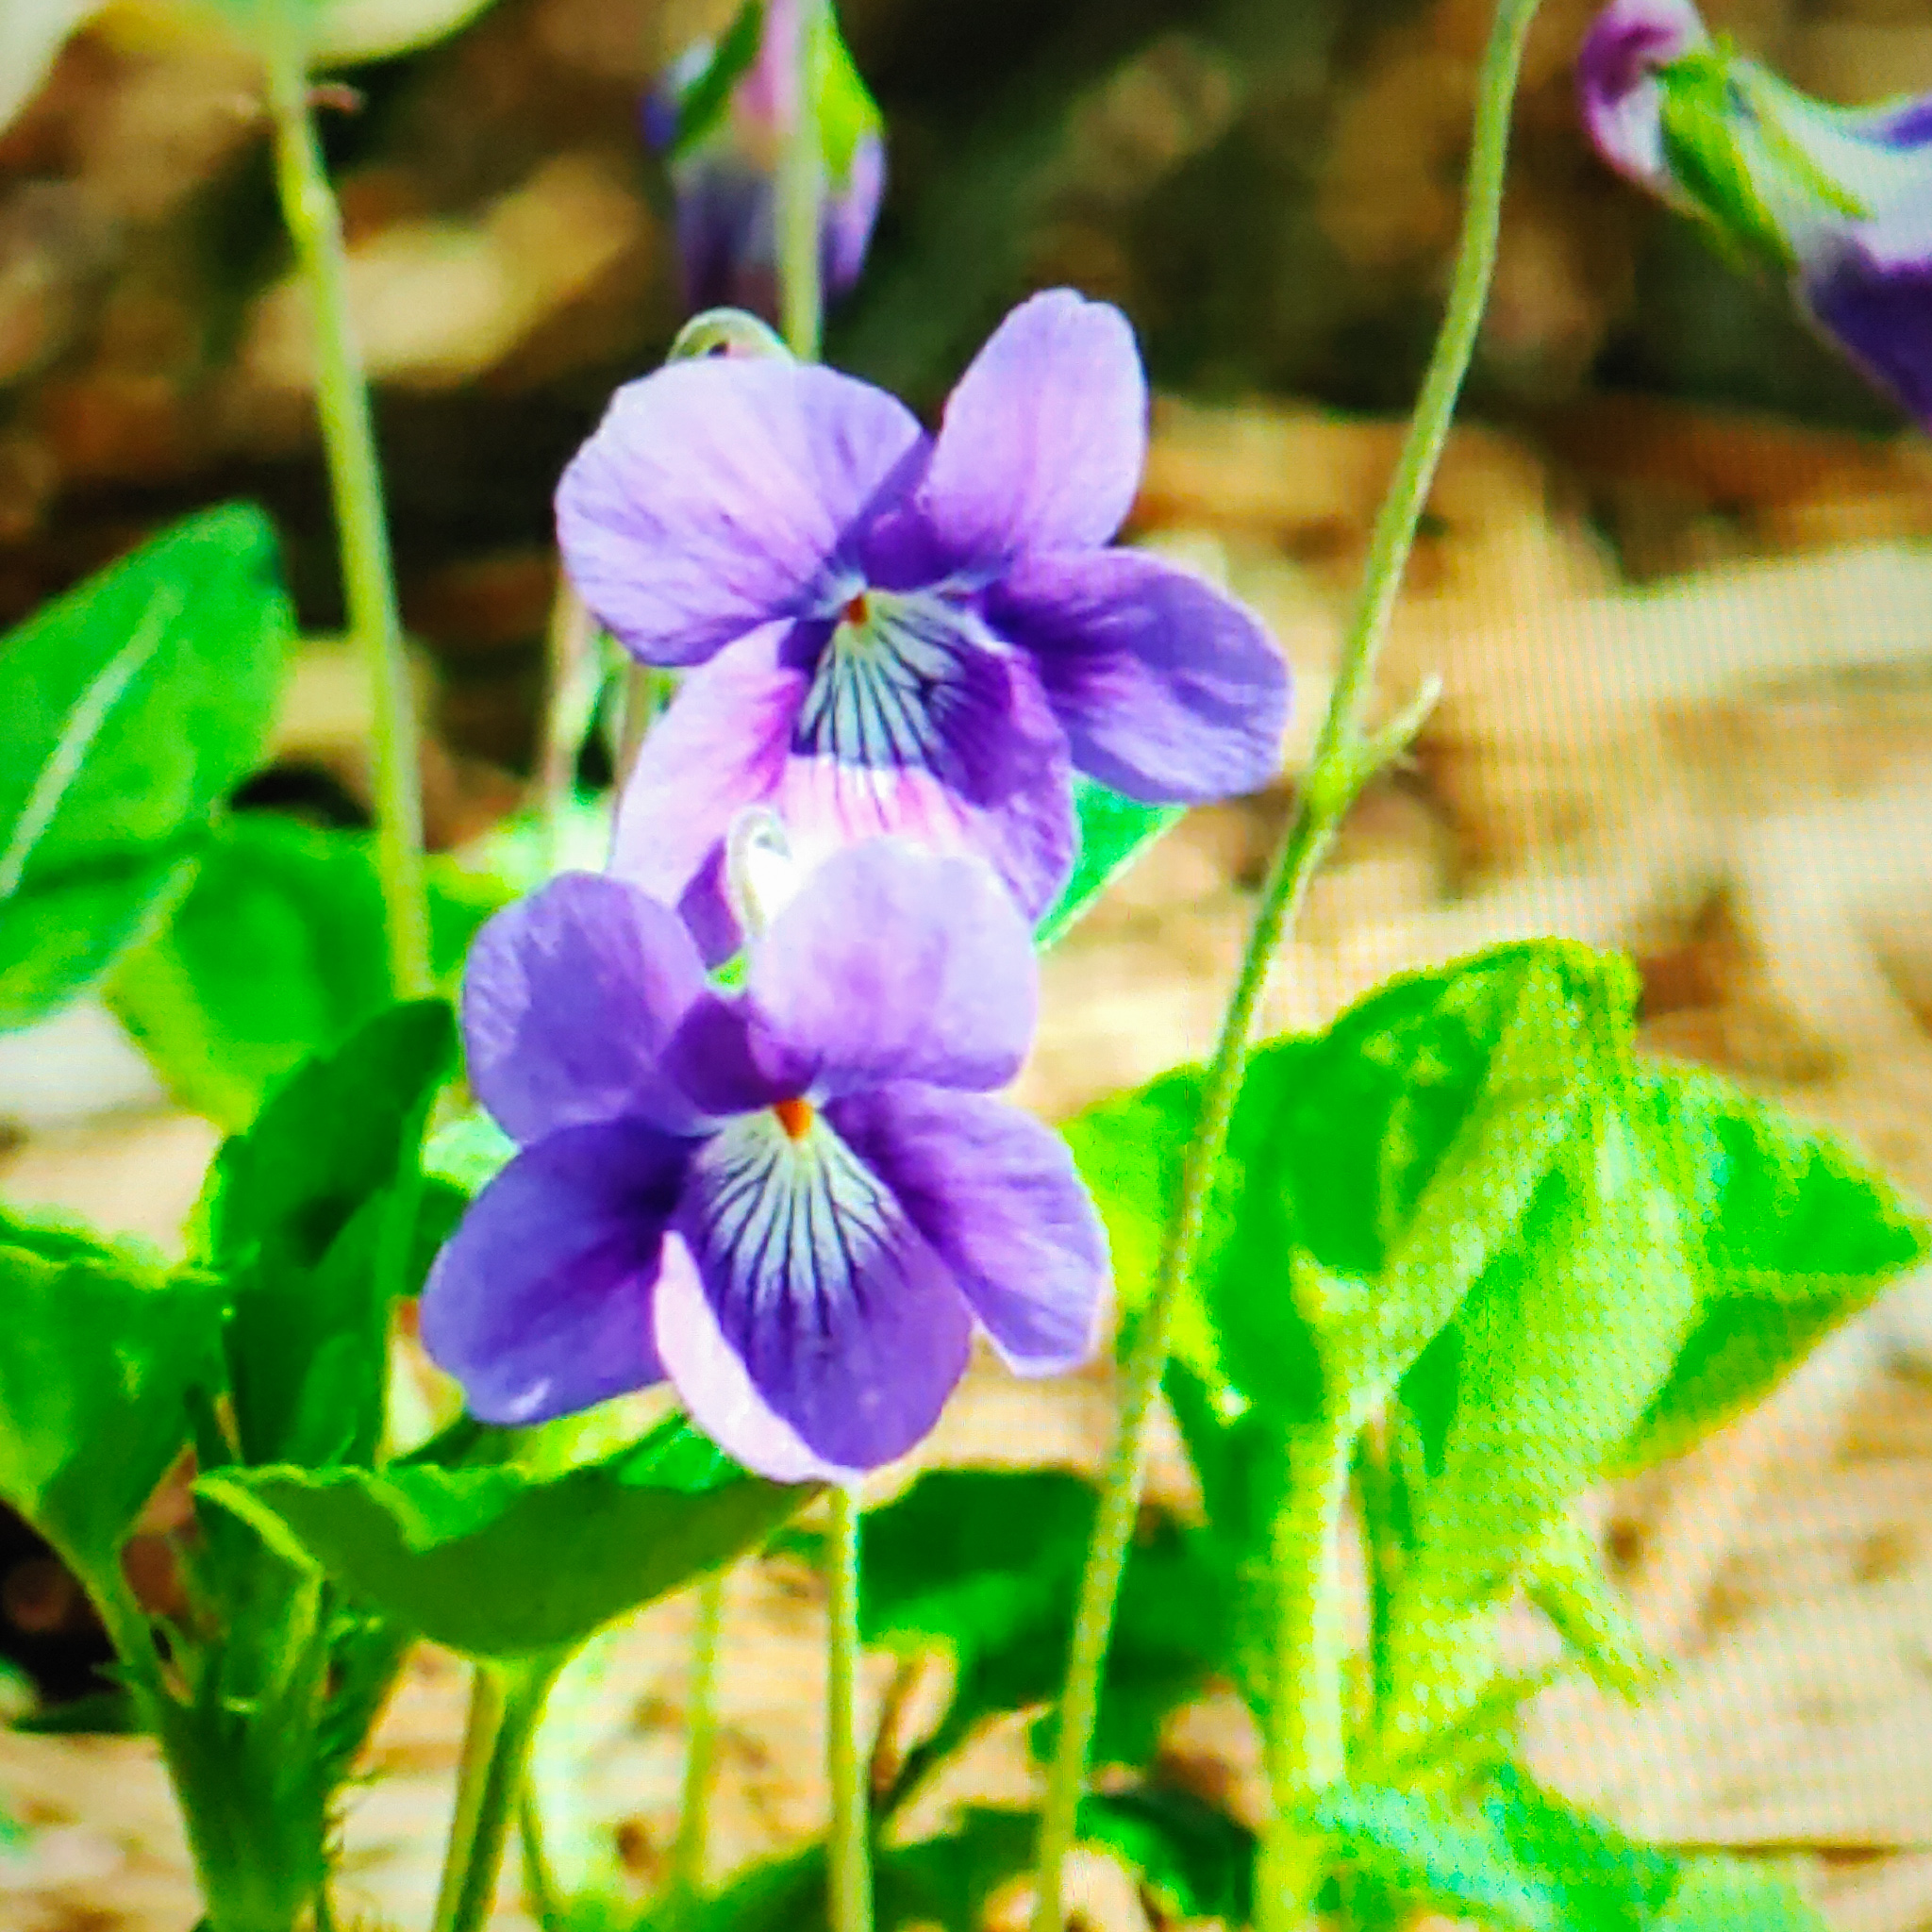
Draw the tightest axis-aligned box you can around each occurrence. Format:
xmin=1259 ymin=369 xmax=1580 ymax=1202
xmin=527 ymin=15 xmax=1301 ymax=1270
xmin=1256 ymin=1412 xmax=1357 ymax=1932
xmin=261 ymin=27 xmax=431 ymax=1000
xmin=1026 ymin=1 xmax=1546 ymax=1925
xmin=775 ymin=0 xmax=827 ymax=361
xmin=671 ymin=1571 xmax=729 ymax=1907
xmin=433 ymin=1657 xmax=567 ymax=1932
xmin=826 ymin=1486 xmax=873 ymax=1932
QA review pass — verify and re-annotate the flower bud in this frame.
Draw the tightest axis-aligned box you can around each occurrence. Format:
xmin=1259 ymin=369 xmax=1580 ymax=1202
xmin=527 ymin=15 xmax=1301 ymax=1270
xmin=1579 ymin=0 xmax=1932 ymax=426
xmin=645 ymin=0 xmax=887 ymax=324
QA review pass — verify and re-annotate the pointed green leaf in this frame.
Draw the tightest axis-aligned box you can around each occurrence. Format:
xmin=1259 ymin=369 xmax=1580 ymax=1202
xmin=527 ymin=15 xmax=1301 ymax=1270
xmin=1654 ymin=1857 xmax=1829 ymax=1932
xmin=199 ymin=1417 xmax=812 ymax=1658
xmin=666 ymin=0 xmax=765 ymax=159
xmin=1614 ymin=1060 xmax=1929 ymax=1469
xmin=1309 ymin=1784 xmax=1556 ymax=1932
xmin=0 ymin=1241 xmax=223 ymax=1575
xmin=199 ymin=999 xmax=457 ymax=1468
xmin=0 ymin=506 xmax=290 ymax=1028
xmin=109 ymin=813 xmax=497 ymax=1130
xmin=1485 ymin=1770 xmax=1678 ymax=1932
xmin=1035 ymin=777 xmax=1185 ymax=950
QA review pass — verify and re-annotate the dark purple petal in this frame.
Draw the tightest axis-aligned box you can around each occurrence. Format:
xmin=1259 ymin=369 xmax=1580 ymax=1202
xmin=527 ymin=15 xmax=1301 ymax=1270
xmin=827 ymin=1085 xmax=1108 ymax=1374
xmin=912 ymin=290 xmax=1147 ymax=575
xmin=774 ymin=598 xmax=1077 ymax=921
xmin=463 ymin=873 xmax=711 ymax=1143
xmin=661 ymin=991 xmax=813 ymax=1118
xmin=1577 ymin=0 xmax=1706 ymax=188
xmin=1807 ymin=245 xmax=1932 ymax=431
xmin=557 ymin=358 xmax=925 ymax=665
xmin=670 ymin=155 xmax=778 ymax=317
xmin=420 ymin=1122 xmax=685 ymax=1425
xmin=991 ymin=548 xmax=1289 ymax=804
xmin=745 ymin=839 xmax=1038 ymax=1099
xmin=608 ymin=623 xmax=808 ymax=965
xmin=658 ymin=1113 xmax=973 ymax=1475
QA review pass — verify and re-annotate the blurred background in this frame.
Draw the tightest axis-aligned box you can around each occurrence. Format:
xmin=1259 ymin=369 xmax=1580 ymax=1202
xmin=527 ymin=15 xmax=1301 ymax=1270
xmin=6 ymin=0 xmax=1932 ymax=1926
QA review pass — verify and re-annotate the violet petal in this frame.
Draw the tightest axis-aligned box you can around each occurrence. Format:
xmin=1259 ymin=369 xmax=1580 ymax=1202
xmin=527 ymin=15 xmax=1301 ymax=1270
xmin=420 ymin=1121 xmax=685 ymax=1425
xmin=463 ymin=872 xmax=712 ymax=1143
xmin=828 ymin=1085 xmax=1108 ymax=1375
xmin=663 ymin=1112 xmax=973 ymax=1474
xmin=746 ymin=839 xmax=1038 ymax=1099
xmin=912 ymin=289 xmax=1147 ymax=574
xmin=992 ymin=548 xmax=1289 ymax=803
xmin=608 ymin=622 xmax=809 ymax=966
xmin=557 ymin=357 xmax=925 ymax=665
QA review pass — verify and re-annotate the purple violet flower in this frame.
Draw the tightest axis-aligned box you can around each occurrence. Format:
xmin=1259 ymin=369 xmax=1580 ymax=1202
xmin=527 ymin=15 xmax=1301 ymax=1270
xmin=646 ymin=0 xmax=887 ymax=321
xmin=1579 ymin=0 xmax=1932 ymax=427
xmin=558 ymin=288 xmax=1291 ymax=961
xmin=419 ymin=837 xmax=1108 ymax=1482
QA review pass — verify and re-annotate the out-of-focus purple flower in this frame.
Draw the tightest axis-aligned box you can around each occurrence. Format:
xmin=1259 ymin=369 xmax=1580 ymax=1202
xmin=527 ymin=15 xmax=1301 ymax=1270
xmin=1579 ymin=0 xmax=1932 ymax=427
xmin=557 ymin=289 xmax=1291 ymax=961
xmin=646 ymin=0 xmax=886 ymax=321
xmin=420 ymin=838 xmax=1108 ymax=1481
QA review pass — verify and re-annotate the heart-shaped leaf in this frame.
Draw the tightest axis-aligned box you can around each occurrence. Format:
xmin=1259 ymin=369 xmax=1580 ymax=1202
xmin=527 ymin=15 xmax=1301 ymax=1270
xmin=199 ymin=1416 xmax=812 ymax=1657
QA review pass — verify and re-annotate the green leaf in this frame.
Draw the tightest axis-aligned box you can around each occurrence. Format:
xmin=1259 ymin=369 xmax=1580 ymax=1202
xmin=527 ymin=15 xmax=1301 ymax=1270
xmin=0 ymin=505 xmax=290 ymax=1028
xmin=1484 ymin=1769 xmax=1678 ymax=1932
xmin=1067 ymin=942 xmax=1622 ymax=1430
xmin=198 ymin=999 xmax=457 ymax=1468
xmin=110 ymin=813 xmax=496 ymax=1129
xmin=109 ymin=814 xmax=390 ymax=1129
xmin=1077 ymin=1786 xmax=1256 ymax=1925
xmin=1653 ymin=1857 xmax=1829 ymax=1932
xmin=1396 ymin=1080 xmax=1699 ymax=1614
xmin=1310 ymin=1784 xmax=1556 ymax=1932
xmin=839 ymin=1469 xmax=1227 ymax=1786
xmin=684 ymin=1808 xmax=1039 ymax=1932
xmin=198 ymin=1415 xmax=812 ymax=1658
xmin=1615 ymin=1061 xmax=1930 ymax=1469
xmin=667 ymin=0 xmax=765 ymax=160
xmin=0 ymin=1241 xmax=222 ymax=1576
xmin=424 ymin=1106 xmax=518 ymax=1195
xmin=1036 ymin=777 xmax=1184 ymax=950
xmin=811 ymin=0 xmax=883 ymax=185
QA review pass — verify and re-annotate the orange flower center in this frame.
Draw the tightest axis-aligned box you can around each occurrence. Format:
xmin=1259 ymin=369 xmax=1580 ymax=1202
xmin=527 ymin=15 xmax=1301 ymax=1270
xmin=774 ymin=1095 xmax=815 ymax=1141
xmin=841 ymin=591 xmax=871 ymax=627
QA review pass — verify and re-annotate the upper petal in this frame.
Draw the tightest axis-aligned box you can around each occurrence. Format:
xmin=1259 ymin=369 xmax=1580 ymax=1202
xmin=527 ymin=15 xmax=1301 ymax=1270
xmin=826 ymin=1085 xmax=1109 ymax=1375
xmin=912 ymin=290 xmax=1147 ymax=574
xmin=463 ymin=872 xmax=711 ymax=1143
xmin=991 ymin=549 xmax=1290 ymax=804
xmin=1576 ymin=0 xmax=1707 ymax=189
xmin=419 ymin=1121 xmax=684 ymax=1425
xmin=608 ymin=622 xmax=809 ymax=965
xmin=659 ymin=1111 xmax=974 ymax=1475
xmin=557 ymin=357 xmax=925 ymax=665
xmin=746 ymin=839 xmax=1039 ymax=1098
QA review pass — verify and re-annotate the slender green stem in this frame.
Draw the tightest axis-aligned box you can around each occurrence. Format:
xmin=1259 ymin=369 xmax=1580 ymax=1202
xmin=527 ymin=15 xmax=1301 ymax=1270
xmin=432 ymin=1667 xmax=508 ymax=1932
xmin=775 ymin=0 xmax=826 ymax=360
xmin=671 ymin=1571 xmax=729 ymax=1907
xmin=262 ymin=32 xmax=431 ymax=999
xmin=1255 ymin=1414 xmax=1357 ymax=1932
xmin=1027 ymin=4 xmax=1544 ymax=1927
xmin=826 ymin=1488 xmax=872 ymax=1932
xmin=438 ymin=1659 xmax=566 ymax=1932
xmin=519 ymin=1788 xmax=566 ymax=1932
